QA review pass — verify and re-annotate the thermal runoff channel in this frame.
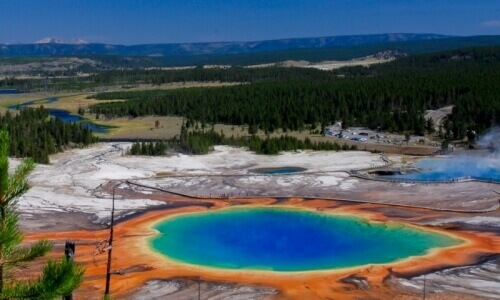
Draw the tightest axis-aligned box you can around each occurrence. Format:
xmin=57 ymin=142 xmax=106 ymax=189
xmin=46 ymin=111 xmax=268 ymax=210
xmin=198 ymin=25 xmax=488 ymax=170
xmin=150 ymin=207 xmax=461 ymax=272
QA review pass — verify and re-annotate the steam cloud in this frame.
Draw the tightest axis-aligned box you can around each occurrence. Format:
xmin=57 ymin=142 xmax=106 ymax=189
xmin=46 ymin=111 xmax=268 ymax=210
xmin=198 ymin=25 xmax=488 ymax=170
xmin=476 ymin=126 xmax=500 ymax=152
xmin=400 ymin=127 xmax=500 ymax=182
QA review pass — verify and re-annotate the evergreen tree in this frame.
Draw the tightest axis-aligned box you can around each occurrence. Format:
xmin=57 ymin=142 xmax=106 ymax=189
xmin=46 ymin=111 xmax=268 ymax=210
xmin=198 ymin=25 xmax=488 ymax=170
xmin=426 ymin=118 xmax=436 ymax=134
xmin=77 ymin=107 xmax=85 ymax=117
xmin=404 ymin=132 xmax=411 ymax=145
xmin=0 ymin=130 xmax=84 ymax=299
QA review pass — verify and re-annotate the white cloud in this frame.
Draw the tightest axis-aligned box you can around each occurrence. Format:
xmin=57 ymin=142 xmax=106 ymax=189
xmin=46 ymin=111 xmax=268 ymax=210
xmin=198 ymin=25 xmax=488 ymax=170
xmin=481 ymin=20 xmax=500 ymax=27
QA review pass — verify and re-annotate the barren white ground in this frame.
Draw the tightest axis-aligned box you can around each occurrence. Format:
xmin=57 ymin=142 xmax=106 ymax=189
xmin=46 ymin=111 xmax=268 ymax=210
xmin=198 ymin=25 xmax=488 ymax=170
xmin=14 ymin=143 xmax=386 ymax=225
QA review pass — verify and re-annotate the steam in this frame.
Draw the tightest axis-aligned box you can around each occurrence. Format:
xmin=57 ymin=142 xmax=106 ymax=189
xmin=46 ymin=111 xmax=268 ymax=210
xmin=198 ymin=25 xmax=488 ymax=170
xmin=397 ymin=127 xmax=500 ymax=181
xmin=442 ymin=127 xmax=500 ymax=180
xmin=475 ymin=126 xmax=500 ymax=153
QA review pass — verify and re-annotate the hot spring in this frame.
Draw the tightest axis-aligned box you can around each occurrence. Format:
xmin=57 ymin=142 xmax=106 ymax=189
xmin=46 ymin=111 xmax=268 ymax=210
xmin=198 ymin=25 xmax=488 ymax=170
xmin=150 ymin=207 xmax=461 ymax=272
xmin=388 ymin=156 xmax=500 ymax=182
xmin=251 ymin=167 xmax=307 ymax=175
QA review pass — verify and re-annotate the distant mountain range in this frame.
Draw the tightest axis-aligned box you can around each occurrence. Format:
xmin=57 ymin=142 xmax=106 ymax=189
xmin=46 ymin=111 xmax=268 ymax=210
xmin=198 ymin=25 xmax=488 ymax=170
xmin=1 ymin=33 xmax=451 ymax=57
xmin=35 ymin=37 xmax=88 ymax=45
xmin=2 ymin=34 xmax=500 ymax=69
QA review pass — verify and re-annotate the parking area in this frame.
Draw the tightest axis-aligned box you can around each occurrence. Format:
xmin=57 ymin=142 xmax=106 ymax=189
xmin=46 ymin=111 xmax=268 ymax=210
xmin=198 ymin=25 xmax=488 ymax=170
xmin=324 ymin=124 xmax=439 ymax=147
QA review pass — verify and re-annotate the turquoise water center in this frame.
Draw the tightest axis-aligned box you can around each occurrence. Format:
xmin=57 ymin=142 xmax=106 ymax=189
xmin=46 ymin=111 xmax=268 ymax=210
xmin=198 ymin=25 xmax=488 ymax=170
xmin=150 ymin=207 xmax=461 ymax=272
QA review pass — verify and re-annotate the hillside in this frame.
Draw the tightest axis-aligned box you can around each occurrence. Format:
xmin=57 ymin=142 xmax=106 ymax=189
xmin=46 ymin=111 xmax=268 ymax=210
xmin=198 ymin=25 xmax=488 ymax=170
xmin=87 ymin=46 xmax=500 ymax=140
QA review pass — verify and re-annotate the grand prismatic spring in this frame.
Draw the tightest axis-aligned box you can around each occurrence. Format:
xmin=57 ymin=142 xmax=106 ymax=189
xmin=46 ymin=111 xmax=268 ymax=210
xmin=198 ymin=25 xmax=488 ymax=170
xmin=150 ymin=207 xmax=462 ymax=272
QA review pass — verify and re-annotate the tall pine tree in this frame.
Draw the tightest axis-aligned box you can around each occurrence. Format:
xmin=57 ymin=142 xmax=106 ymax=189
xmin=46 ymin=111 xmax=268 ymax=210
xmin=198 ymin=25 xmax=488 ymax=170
xmin=0 ymin=130 xmax=84 ymax=299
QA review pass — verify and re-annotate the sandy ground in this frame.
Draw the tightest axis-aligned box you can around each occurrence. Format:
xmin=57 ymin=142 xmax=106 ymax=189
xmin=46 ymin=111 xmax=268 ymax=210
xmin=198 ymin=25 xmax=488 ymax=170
xmin=93 ymin=81 xmax=243 ymax=93
xmin=12 ymin=143 xmax=500 ymax=299
xmin=0 ymin=92 xmax=73 ymax=107
xmin=425 ymin=106 xmax=454 ymax=128
xmin=245 ymin=57 xmax=394 ymax=70
xmin=304 ymin=58 xmax=394 ymax=70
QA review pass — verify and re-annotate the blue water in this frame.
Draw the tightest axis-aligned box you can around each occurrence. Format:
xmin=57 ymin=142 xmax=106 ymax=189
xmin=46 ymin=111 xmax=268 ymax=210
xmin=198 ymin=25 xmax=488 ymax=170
xmin=7 ymin=100 xmax=35 ymax=109
xmin=49 ymin=109 xmax=109 ymax=134
xmin=0 ymin=89 xmax=19 ymax=95
xmin=253 ymin=167 xmax=306 ymax=175
xmin=49 ymin=108 xmax=82 ymax=122
xmin=390 ymin=157 xmax=500 ymax=182
xmin=7 ymin=99 xmax=109 ymax=134
xmin=150 ymin=207 xmax=461 ymax=272
xmin=7 ymin=97 xmax=57 ymax=108
xmin=43 ymin=97 xmax=59 ymax=104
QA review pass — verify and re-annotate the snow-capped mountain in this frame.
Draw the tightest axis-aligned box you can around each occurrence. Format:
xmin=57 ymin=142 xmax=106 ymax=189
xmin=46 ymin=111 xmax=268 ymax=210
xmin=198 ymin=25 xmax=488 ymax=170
xmin=35 ymin=37 xmax=88 ymax=45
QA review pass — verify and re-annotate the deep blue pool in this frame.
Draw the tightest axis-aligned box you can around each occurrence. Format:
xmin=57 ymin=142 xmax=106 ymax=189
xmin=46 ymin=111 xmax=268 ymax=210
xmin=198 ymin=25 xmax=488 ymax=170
xmin=252 ymin=167 xmax=307 ymax=175
xmin=150 ymin=207 xmax=461 ymax=272
xmin=390 ymin=156 xmax=499 ymax=182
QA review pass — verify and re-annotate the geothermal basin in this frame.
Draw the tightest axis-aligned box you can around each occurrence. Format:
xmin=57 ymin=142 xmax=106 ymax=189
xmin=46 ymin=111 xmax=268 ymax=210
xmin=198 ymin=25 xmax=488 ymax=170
xmin=150 ymin=207 xmax=462 ymax=272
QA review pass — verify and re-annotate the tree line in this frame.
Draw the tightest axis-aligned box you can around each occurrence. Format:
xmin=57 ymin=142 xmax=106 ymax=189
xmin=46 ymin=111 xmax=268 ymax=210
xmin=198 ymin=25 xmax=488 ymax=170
xmin=0 ymin=107 xmax=98 ymax=163
xmin=130 ymin=126 xmax=357 ymax=156
xmin=89 ymin=66 xmax=332 ymax=85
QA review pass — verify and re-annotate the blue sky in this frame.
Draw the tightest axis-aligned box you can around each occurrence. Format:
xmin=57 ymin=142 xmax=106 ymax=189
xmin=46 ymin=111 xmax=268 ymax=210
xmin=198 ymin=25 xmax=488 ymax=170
xmin=1 ymin=0 xmax=499 ymax=44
